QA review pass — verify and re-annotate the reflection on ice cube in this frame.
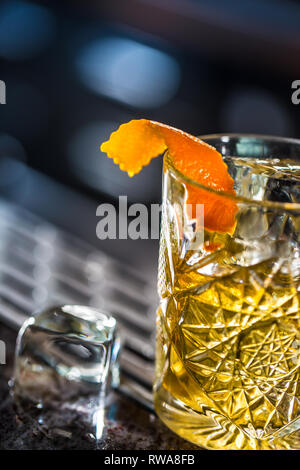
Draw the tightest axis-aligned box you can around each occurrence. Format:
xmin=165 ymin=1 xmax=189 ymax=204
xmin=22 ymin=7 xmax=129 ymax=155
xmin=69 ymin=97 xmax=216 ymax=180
xmin=12 ymin=305 xmax=121 ymax=441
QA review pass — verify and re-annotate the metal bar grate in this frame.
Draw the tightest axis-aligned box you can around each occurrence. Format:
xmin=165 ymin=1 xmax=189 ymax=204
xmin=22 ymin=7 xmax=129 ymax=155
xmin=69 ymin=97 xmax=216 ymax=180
xmin=0 ymin=199 xmax=156 ymax=411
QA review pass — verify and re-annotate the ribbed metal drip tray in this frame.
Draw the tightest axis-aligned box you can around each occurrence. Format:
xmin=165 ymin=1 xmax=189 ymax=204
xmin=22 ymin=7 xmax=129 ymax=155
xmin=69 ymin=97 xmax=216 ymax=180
xmin=0 ymin=200 xmax=156 ymax=410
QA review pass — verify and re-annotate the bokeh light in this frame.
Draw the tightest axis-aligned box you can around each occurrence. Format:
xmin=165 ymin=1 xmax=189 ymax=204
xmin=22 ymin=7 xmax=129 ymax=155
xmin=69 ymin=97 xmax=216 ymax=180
xmin=0 ymin=134 xmax=27 ymax=189
xmin=0 ymin=1 xmax=56 ymax=61
xmin=220 ymin=88 xmax=292 ymax=136
xmin=75 ymin=37 xmax=181 ymax=108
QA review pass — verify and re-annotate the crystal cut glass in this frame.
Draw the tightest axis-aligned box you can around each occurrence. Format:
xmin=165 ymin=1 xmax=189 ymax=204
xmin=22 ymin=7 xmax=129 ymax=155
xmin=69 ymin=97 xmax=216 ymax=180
xmin=154 ymin=135 xmax=300 ymax=450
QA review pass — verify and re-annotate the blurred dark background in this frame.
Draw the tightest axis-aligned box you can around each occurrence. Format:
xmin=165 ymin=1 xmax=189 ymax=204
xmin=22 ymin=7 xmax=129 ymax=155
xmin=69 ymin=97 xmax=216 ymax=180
xmin=0 ymin=0 xmax=300 ymax=274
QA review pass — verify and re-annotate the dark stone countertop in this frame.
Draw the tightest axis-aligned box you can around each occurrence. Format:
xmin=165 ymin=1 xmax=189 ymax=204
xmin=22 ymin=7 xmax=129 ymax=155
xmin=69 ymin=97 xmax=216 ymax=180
xmin=0 ymin=322 xmax=199 ymax=450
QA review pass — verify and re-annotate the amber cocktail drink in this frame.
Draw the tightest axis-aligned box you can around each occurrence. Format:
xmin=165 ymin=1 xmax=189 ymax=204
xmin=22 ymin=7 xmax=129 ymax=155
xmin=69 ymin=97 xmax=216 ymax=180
xmin=154 ymin=135 xmax=300 ymax=450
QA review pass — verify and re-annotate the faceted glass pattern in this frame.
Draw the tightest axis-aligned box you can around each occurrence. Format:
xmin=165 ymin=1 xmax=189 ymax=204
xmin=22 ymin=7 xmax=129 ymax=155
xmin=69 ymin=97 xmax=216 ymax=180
xmin=154 ymin=136 xmax=300 ymax=450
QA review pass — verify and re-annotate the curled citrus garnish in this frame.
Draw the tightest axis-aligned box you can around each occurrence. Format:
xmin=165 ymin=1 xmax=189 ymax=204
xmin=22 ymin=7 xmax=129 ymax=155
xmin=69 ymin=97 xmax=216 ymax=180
xmin=101 ymin=119 xmax=237 ymax=233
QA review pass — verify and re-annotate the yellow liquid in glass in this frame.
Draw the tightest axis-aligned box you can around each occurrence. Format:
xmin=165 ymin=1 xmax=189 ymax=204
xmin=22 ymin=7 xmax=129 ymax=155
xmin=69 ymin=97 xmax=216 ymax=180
xmin=154 ymin=158 xmax=300 ymax=450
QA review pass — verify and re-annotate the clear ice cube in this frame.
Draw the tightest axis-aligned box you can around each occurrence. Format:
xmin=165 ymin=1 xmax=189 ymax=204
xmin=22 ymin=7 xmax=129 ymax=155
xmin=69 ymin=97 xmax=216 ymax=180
xmin=226 ymin=157 xmax=300 ymax=204
xmin=12 ymin=305 xmax=121 ymax=440
xmin=224 ymin=157 xmax=300 ymax=267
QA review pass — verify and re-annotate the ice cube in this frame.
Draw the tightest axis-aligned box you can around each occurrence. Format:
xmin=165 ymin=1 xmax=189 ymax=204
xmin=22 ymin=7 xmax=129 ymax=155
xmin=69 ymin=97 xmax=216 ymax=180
xmin=12 ymin=305 xmax=121 ymax=440
xmin=226 ymin=157 xmax=300 ymax=203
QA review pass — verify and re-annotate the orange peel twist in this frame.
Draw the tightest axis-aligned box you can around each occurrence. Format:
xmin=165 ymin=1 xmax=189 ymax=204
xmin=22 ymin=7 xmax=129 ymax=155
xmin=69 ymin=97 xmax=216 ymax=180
xmin=101 ymin=119 xmax=237 ymax=233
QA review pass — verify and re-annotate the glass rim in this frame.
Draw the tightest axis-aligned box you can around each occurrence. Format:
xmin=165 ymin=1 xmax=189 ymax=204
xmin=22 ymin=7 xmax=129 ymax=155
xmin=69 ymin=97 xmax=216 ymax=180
xmin=165 ymin=133 xmax=300 ymax=212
